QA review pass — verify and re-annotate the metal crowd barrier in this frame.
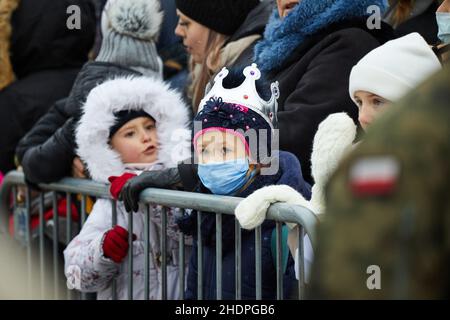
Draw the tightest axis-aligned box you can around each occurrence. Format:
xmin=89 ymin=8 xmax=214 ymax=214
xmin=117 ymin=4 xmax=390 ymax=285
xmin=0 ymin=170 xmax=318 ymax=300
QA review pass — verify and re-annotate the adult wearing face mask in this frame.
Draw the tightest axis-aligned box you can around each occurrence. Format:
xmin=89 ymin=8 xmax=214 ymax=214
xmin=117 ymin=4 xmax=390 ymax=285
xmin=434 ymin=0 xmax=450 ymax=63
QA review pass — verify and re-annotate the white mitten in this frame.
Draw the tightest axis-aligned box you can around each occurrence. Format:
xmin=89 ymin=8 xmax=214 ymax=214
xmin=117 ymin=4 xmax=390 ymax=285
xmin=309 ymin=112 xmax=357 ymax=212
xmin=235 ymin=185 xmax=312 ymax=230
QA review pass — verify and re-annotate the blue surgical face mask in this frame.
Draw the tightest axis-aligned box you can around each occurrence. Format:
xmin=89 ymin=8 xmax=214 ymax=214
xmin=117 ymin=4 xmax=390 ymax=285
xmin=198 ymin=158 xmax=253 ymax=195
xmin=436 ymin=12 xmax=450 ymax=44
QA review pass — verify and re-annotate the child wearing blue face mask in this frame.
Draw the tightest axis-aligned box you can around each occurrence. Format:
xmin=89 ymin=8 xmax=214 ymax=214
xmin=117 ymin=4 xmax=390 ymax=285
xmin=175 ymin=64 xmax=312 ymax=300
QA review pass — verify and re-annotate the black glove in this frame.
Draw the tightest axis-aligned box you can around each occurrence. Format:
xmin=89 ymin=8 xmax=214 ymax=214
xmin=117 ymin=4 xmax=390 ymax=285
xmin=120 ymin=167 xmax=182 ymax=212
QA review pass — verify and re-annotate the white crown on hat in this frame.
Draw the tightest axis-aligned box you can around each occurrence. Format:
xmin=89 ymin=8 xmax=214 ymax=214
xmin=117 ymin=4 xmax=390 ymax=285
xmin=198 ymin=63 xmax=280 ymax=130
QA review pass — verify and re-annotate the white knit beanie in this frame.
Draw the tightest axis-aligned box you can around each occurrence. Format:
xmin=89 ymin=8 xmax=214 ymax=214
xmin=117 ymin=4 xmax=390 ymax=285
xmin=97 ymin=0 xmax=164 ymax=78
xmin=349 ymin=33 xmax=442 ymax=103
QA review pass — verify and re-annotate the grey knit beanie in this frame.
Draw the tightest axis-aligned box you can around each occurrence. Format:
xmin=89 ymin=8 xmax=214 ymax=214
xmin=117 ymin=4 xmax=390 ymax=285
xmin=96 ymin=0 xmax=163 ymax=78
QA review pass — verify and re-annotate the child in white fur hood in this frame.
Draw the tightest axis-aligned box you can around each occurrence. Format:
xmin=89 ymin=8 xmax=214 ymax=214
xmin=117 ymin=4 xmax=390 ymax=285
xmin=235 ymin=32 xmax=442 ymax=282
xmin=63 ymin=76 xmax=192 ymax=300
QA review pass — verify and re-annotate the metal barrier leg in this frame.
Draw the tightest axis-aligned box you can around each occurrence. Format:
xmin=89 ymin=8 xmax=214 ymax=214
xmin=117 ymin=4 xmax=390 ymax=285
xmin=10 ymin=186 xmax=17 ymax=238
xmin=51 ymin=192 xmax=60 ymax=299
xmin=215 ymin=213 xmax=222 ymax=300
xmin=66 ymin=193 xmax=73 ymax=300
xmin=276 ymin=222 xmax=283 ymax=300
xmin=39 ymin=193 xmax=45 ymax=299
xmin=25 ymin=187 xmax=32 ymax=298
xmin=128 ymin=210 xmax=133 ymax=300
xmin=197 ymin=211 xmax=203 ymax=300
xmin=111 ymin=200 xmax=118 ymax=300
xmin=179 ymin=226 xmax=185 ymax=300
xmin=235 ymin=219 xmax=241 ymax=300
xmin=297 ymin=226 xmax=305 ymax=300
xmin=144 ymin=205 xmax=150 ymax=300
xmin=80 ymin=195 xmax=87 ymax=300
xmin=255 ymin=226 xmax=262 ymax=300
xmin=161 ymin=207 xmax=167 ymax=300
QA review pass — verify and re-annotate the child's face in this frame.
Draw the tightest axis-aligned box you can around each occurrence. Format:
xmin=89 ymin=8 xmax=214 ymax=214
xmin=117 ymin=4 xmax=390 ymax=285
xmin=195 ymin=131 xmax=247 ymax=164
xmin=354 ymin=91 xmax=391 ymax=131
xmin=110 ymin=117 xmax=158 ymax=164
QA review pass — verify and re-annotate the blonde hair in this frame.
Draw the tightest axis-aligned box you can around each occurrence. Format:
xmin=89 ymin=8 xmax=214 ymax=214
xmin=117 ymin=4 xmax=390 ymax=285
xmin=189 ymin=30 xmax=229 ymax=113
xmin=388 ymin=0 xmax=415 ymax=27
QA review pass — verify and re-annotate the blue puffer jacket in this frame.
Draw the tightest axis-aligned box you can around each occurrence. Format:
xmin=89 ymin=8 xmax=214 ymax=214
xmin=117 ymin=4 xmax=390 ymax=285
xmin=179 ymin=151 xmax=311 ymax=300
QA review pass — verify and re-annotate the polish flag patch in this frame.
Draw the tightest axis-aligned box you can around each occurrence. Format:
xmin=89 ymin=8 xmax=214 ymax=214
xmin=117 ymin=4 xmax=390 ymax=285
xmin=349 ymin=156 xmax=400 ymax=197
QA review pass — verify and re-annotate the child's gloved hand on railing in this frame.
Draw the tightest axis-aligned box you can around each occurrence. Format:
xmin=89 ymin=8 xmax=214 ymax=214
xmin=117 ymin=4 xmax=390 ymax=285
xmin=119 ymin=167 xmax=182 ymax=213
xmin=108 ymin=173 xmax=137 ymax=200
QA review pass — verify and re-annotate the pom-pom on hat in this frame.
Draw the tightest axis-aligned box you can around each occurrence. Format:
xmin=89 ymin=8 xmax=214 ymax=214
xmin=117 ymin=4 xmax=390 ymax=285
xmin=97 ymin=0 xmax=163 ymax=77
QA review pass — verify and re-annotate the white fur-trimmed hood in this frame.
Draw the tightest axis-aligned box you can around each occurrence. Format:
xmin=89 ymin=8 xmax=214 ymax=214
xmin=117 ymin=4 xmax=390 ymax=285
xmin=76 ymin=76 xmax=191 ymax=183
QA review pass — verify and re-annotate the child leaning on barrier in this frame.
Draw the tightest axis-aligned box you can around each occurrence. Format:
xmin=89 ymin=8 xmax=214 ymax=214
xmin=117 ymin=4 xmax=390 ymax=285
xmin=183 ymin=65 xmax=312 ymax=299
xmin=117 ymin=64 xmax=312 ymax=299
xmin=63 ymin=76 xmax=192 ymax=300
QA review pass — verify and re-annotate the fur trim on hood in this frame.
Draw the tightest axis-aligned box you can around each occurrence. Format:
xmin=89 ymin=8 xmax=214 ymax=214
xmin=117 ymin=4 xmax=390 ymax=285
xmin=76 ymin=76 xmax=191 ymax=183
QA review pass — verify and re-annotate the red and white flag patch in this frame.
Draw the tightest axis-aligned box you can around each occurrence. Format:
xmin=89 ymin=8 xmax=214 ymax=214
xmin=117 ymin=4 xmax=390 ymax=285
xmin=349 ymin=156 xmax=400 ymax=197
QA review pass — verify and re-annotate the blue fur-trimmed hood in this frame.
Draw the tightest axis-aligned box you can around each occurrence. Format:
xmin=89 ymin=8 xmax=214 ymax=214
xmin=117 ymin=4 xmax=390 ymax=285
xmin=254 ymin=0 xmax=388 ymax=72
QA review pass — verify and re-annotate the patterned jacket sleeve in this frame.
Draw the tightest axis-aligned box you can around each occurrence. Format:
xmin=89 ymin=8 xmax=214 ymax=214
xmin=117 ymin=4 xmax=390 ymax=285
xmin=63 ymin=199 xmax=119 ymax=292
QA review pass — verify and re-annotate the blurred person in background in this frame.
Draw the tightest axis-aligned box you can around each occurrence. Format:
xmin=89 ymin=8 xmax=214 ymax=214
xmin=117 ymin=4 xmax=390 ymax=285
xmin=0 ymin=0 xmax=96 ymax=175
xmin=308 ymin=66 xmax=450 ymax=299
xmin=174 ymin=0 xmax=271 ymax=113
xmin=384 ymin=0 xmax=440 ymax=43
xmin=15 ymin=0 xmax=164 ymax=186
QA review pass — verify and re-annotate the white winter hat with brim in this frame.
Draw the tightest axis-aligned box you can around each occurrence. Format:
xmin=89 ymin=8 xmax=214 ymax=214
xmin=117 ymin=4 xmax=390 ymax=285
xmin=349 ymin=32 xmax=442 ymax=103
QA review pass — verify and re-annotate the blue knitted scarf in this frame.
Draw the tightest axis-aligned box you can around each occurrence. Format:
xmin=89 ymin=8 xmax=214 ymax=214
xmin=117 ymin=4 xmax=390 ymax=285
xmin=254 ymin=0 xmax=388 ymax=72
